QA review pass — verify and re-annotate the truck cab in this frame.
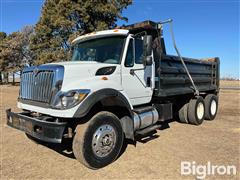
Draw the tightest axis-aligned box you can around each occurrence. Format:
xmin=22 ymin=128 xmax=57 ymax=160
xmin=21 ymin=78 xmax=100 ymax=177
xmin=6 ymin=20 xmax=220 ymax=169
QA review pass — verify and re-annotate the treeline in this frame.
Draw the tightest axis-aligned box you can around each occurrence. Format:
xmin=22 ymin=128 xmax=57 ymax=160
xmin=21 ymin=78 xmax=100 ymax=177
xmin=221 ymin=77 xmax=240 ymax=81
xmin=0 ymin=0 xmax=132 ymax=84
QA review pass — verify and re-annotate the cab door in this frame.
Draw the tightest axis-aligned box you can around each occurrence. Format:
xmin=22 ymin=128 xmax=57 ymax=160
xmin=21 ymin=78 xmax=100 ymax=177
xmin=121 ymin=36 xmax=154 ymax=106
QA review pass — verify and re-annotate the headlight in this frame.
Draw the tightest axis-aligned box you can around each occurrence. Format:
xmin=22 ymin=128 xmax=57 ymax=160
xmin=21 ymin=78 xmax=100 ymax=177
xmin=51 ymin=89 xmax=90 ymax=109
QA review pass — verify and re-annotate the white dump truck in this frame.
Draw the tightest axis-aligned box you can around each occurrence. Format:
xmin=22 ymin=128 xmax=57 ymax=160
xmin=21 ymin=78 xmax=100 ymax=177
xmin=6 ymin=20 xmax=220 ymax=169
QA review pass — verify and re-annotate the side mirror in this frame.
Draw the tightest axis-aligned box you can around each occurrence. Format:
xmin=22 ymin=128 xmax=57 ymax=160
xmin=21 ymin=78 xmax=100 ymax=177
xmin=143 ymin=35 xmax=152 ymax=56
xmin=144 ymin=56 xmax=153 ymax=66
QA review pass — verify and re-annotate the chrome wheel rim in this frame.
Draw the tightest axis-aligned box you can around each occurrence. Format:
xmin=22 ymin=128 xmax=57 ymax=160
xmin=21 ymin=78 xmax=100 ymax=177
xmin=197 ymin=102 xmax=204 ymax=120
xmin=92 ymin=124 xmax=116 ymax=158
xmin=210 ymin=100 xmax=217 ymax=115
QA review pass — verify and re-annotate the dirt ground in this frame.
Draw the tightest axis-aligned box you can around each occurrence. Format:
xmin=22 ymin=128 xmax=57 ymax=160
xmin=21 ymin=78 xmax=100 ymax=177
xmin=0 ymin=82 xmax=239 ymax=179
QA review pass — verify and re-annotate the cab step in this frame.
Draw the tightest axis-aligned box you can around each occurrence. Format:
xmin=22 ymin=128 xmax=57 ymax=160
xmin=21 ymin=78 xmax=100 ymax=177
xmin=133 ymin=106 xmax=154 ymax=113
xmin=135 ymin=124 xmax=161 ymax=136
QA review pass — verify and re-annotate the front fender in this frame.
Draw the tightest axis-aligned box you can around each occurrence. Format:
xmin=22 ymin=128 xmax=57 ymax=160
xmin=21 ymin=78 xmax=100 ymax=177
xmin=73 ymin=88 xmax=133 ymax=118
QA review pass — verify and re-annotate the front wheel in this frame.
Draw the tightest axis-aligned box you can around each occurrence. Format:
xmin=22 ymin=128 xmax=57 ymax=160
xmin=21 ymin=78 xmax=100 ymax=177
xmin=73 ymin=111 xmax=124 ymax=169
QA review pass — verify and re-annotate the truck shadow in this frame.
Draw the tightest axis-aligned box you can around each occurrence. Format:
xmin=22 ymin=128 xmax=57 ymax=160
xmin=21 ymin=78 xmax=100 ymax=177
xmin=135 ymin=119 xmax=174 ymax=143
xmin=31 ymin=137 xmax=75 ymax=159
xmin=32 ymin=119 xmax=176 ymax=160
xmin=118 ymin=119 xmax=175 ymax=158
xmin=45 ymin=139 xmax=75 ymax=159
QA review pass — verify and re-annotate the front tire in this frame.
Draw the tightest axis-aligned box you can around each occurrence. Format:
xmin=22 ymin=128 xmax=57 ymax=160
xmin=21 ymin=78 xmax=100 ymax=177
xmin=73 ymin=111 xmax=124 ymax=169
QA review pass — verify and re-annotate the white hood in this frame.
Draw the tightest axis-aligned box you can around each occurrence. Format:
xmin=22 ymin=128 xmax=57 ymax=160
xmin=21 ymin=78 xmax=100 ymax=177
xmin=51 ymin=61 xmax=117 ymax=77
xmin=48 ymin=61 xmax=121 ymax=91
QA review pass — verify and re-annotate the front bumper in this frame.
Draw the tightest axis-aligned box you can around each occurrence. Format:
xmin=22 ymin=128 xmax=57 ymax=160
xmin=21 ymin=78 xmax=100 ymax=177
xmin=6 ymin=109 xmax=67 ymax=143
xmin=17 ymin=101 xmax=80 ymax=118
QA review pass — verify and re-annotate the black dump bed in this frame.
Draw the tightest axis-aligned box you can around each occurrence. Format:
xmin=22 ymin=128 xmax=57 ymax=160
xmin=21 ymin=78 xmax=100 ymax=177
xmin=124 ymin=20 xmax=220 ymax=98
xmin=154 ymin=55 xmax=220 ymax=97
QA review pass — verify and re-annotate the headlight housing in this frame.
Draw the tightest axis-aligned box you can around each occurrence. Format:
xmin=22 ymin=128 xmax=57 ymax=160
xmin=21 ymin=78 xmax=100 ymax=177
xmin=51 ymin=89 xmax=90 ymax=109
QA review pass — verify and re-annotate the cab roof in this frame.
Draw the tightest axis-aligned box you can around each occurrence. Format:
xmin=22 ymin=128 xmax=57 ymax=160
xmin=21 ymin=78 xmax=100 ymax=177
xmin=72 ymin=29 xmax=129 ymax=44
xmin=72 ymin=20 xmax=162 ymax=44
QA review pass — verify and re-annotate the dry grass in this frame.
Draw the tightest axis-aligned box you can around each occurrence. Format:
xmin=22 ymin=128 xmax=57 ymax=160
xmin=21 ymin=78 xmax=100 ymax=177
xmin=220 ymin=80 xmax=240 ymax=88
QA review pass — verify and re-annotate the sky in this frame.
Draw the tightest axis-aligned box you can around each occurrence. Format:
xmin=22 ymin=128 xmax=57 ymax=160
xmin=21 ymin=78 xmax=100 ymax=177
xmin=0 ymin=0 xmax=239 ymax=78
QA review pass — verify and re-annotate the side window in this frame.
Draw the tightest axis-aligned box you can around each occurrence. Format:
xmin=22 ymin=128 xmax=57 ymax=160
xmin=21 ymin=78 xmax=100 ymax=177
xmin=135 ymin=39 xmax=144 ymax=64
xmin=125 ymin=39 xmax=134 ymax=67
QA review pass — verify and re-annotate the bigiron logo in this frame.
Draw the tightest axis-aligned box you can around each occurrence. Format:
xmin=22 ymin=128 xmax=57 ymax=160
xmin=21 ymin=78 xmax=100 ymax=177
xmin=181 ymin=161 xmax=237 ymax=179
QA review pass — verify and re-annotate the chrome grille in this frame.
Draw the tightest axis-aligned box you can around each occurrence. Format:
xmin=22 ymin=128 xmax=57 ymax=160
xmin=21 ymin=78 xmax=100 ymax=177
xmin=20 ymin=70 xmax=55 ymax=103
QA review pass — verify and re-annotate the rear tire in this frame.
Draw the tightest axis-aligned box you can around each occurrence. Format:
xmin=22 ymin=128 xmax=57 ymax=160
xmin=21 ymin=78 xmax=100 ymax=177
xmin=178 ymin=103 xmax=189 ymax=123
xmin=72 ymin=111 xmax=124 ymax=169
xmin=188 ymin=96 xmax=205 ymax=125
xmin=204 ymin=94 xmax=218 ymax=120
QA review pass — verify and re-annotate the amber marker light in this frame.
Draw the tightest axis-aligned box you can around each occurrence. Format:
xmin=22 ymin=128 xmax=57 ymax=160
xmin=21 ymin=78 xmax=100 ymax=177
xmin=77 ymin=93 xmax=88 ymax=101
xmin=101 ymin=77 xmax=108 ymax=80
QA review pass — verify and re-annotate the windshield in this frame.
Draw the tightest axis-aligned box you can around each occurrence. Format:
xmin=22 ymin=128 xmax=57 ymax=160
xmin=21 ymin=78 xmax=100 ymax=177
xmin=71 ymin=36 xmax=125 ymax=64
